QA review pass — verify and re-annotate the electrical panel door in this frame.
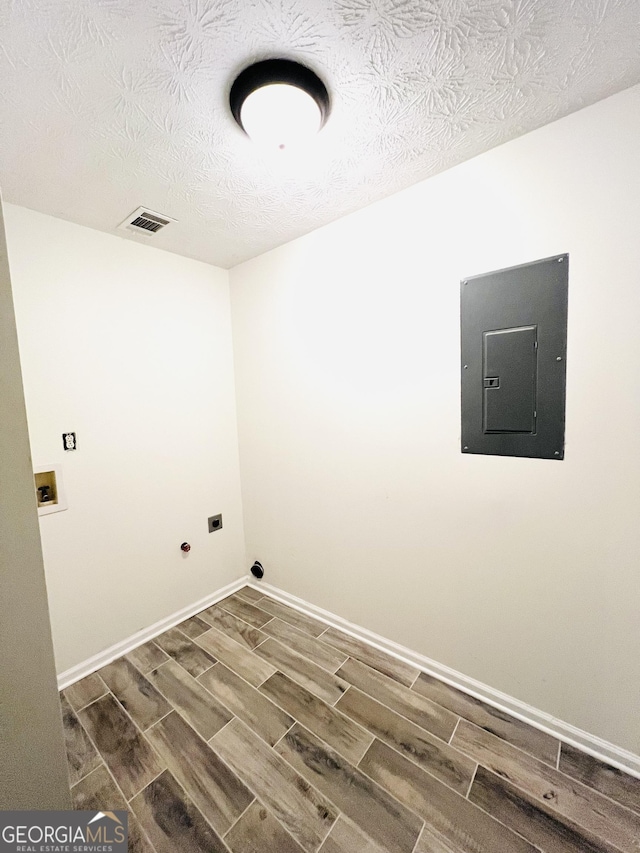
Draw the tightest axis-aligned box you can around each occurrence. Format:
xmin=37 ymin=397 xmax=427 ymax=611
xmin=461 ymin=255 xmax=568 ymax=460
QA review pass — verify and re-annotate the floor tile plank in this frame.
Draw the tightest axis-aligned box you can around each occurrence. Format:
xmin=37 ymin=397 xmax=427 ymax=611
xmin=60 ymin=694 xmax=102 ymax=785
xmin=559 ymin=742 xmax=640 ymax=815
xmin=126 ymin=641 xmax=170 ymax=674
xmin=78 ymin=693 xmax=163 ymax=800
xmin=260 ymin=672 xmax=373 ymax=765
xmin=63 ymin=673 xmax=107 ymax=712
xmin=100 ymin=658 xmax=171 ymax=730
xmin=336 ymin=687 xmax=475 ymax=794
xmin=131 ymin=770 xmax=230 ymax=853
xmin=70 ymin=763 xmax=121 ymax=810
xmin=413 ymin=672 xmax=559 ymax=764
xmin=469 ymin=765 xmax=623 ymax=853
xmin=414 ymin=825 xmax=462 ymax=853
xmin=146 ymin=711 xmax=253 ymax=834
xmin=71 ymin=764 xmax=157 ymax=853
xmin=359 ymin=739 xmax=537 ymax=853
xmin=146 ymin=658 xmax=231 ymax=740
xmin=129 ymin=819 xmax=159 ymax=853
xmin=224 ymin=800 xmax=304 ymax=853
xmin=175 ymin=615 xmax=211 ymax=640
xmin=195 ymin=626 xmax=276 ymax=686
xmin=199 ymin=606 xmax=267 ymax=649
xmin=217 ymin=594 xmax=273 ymax=628
xmin=452 ymin=720 xmax=640 ymax=852
xmin=235 ymin=586 xmax=267 ymax=604
xmin=199 ymin=663 xmax=294 ymax=746
xmin=253 ymin=597 xmax=327 ymax=638
xmin=211 ymin=717 xmax=337 ymax=853
xmin=321 ymin=628 xmax=419 ymax=687
xmin=262 ymin=618 xmax=348 ymax=672
xmin=276 ymin=723 xmax=422 ymax=853
xmin=319 ymin=815 xmax=388 ymax=853
xmin=255 ymin=638 xmax=348 ymax=705
xmin=336 ymin=658 xmax=457 ymax=742
xmin=154 ymin=626 xmax=217 ymax=678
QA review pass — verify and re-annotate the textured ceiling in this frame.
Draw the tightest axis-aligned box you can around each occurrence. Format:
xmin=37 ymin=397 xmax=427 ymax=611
xmin=1 ymin=1 xmax=639 ymax=269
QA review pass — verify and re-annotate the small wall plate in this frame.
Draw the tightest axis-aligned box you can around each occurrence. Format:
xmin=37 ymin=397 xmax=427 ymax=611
xmin=34 ymin=464 xmax=68 ymax=516
xmin=208 ymin=514 xmax=223 ymax=533
xmin=62 ymin=432 xmax=77 ymax=451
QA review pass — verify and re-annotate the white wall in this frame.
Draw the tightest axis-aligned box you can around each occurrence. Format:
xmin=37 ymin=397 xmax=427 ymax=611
xmin=230 ymin=84 xmax=640 ymax=755
xmin=6 ymin=205 xmax=246 ymax=673
xmin=0 ymin=197 xmax=70 ymax=808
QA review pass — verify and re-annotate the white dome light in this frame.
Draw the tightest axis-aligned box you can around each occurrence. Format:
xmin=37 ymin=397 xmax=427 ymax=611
xmin=240 ymin=83 xmax=322 ymax=150
xmin=230 ymin=59 xmax=330 ymax=152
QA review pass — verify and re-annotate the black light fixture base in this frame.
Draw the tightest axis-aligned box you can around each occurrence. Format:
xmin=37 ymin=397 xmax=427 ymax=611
xmin=230 ymin=58 xmax=330 ymax=134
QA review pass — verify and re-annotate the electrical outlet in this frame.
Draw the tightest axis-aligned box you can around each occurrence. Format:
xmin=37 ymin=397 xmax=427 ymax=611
xmin=208 ymin=514 xmax=223 ymax=533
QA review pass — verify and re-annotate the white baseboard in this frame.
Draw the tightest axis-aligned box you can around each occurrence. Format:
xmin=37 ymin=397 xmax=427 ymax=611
xmin=249 ymin=579 xmax=640 ymax=780
xmin=58 ymin=573 xmax=640 ymax=780
xmin=57 ymin=576 xmax=246 ymax=690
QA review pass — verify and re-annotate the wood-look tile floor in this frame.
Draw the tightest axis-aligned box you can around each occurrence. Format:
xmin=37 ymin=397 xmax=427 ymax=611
xmin=60 ymin=587 xmax=640 ymax=853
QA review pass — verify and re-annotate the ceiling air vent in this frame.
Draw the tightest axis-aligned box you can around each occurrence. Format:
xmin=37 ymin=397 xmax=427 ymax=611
xmin=118 ymin=207 xmax=176 ymax=236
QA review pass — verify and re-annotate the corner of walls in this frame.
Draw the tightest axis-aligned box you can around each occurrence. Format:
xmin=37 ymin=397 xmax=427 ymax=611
xmin=6 ymin=204 xmax=247 ymax=674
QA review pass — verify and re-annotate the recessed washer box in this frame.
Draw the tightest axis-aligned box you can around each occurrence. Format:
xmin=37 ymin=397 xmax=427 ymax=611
xmin=34 ymin=464 xmax=68 ymax=515
xmin=461 ymin=254 xmax=568 ymax=460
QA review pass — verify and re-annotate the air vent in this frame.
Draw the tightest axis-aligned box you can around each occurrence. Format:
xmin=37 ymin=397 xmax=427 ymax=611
xmin=118 ymin=207 xmax=176 ymax=236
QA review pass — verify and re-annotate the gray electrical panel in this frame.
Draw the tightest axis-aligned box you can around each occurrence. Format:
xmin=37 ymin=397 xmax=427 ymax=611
xmin=461 ymin=254 xmax=568 ymax=460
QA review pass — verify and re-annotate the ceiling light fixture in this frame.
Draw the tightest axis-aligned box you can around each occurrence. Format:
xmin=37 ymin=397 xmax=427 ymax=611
xmin=230 ymin=59 xmax=330 ymax=151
